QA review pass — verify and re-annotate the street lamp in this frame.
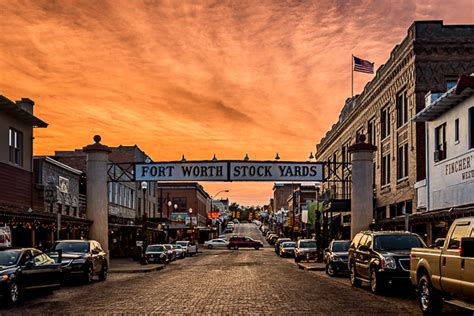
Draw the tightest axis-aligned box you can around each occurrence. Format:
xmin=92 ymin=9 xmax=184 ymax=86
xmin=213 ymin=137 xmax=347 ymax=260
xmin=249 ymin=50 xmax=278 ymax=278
xmin=167 ymin=200 xmax=172 ymax=218
xmin=211 ymin=190 xmax=230 ymax=237
xmin=140 ymin=181 xmax=148 ymax=265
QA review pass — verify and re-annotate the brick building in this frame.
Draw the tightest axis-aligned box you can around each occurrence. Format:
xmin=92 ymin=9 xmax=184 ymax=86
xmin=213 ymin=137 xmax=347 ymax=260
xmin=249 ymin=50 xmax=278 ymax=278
xmin=156 ymin=182 xmax=211 ymax=243
xmin=316 ymin=21 xmax=474 ymax=237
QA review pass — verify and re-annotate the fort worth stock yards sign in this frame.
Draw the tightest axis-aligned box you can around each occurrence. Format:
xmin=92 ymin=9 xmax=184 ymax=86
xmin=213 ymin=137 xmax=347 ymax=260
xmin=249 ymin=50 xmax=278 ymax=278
xmin=135 ymin=161 xmax=324 ymax=182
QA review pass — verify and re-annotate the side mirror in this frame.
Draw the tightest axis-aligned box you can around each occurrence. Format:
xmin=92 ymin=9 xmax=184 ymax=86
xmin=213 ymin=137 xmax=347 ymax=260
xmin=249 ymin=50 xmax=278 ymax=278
xmin=358 ymin=245 xmax=370 ymax=252
xmin=435 ymin=238 xmax=445 ymax=249
xmin=460 ymin=237 xmax=474 ymax=257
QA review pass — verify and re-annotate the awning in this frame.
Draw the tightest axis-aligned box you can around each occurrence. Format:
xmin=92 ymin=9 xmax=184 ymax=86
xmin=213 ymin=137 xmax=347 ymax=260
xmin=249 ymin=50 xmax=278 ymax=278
xmin=323 ymin=199 xmax=351 ymax=213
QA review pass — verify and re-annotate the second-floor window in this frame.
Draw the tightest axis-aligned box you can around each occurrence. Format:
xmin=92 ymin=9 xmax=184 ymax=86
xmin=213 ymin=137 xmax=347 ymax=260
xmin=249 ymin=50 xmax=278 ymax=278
xmin=9 ymin=128 xmax=23 ymax=166
xmin=434 ymin=123 xmax=447 ymax=162
xmin=367 ymin=118 xmax=376 ymax=145
xmin=397 ymin=143 xmax=409 ymax=180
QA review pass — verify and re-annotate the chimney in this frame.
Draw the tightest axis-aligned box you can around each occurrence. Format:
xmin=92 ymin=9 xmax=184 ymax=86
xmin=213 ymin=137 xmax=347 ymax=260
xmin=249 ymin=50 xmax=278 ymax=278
xmin=16 ymin=98 xmax=35 ymax=114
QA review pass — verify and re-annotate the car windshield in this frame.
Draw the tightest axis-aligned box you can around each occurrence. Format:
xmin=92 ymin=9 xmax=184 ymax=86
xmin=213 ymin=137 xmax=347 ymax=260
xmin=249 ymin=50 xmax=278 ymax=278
xmin=176 ymin=242 xmax=187 ymax=246
xmin=332 ymin=242 xmax=350 ymax=252
xmin=53 ymin=242 xmax=89 ymax=253
xmin=299 ymin=241 xmax=317 ymax=248
xmin=174 ymin=245 xmax=182 ymax=250
xmin=0 ymin=251 xmax=20 ymax=266
xmin=282 ymin=242 xmax=295 ymax=247
xmin=374 ymin=235 xmax=425 ymax=251
xmin=146 ymin=245 xmax=164 ymax=252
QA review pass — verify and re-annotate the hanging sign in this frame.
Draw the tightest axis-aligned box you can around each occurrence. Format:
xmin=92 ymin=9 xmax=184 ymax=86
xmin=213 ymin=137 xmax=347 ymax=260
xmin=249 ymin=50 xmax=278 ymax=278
xmin=135 ymin=161 xmax=323 ymax=182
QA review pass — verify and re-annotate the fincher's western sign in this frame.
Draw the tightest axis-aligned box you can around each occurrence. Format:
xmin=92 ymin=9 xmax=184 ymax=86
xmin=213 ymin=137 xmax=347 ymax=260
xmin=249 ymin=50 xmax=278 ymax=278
xmin=135 ymin=161 xmax=324 ymax=182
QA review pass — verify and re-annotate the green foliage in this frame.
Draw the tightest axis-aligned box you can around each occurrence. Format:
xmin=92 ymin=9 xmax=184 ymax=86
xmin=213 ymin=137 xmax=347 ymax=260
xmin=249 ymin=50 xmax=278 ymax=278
xmin=307 ymin=201 xmax=324 ymax=225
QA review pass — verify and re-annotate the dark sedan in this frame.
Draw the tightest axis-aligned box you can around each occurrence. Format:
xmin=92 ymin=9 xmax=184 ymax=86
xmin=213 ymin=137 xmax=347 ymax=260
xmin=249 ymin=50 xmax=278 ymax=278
xmin=49 ymin=240 xmax=108 ymax=284
xmin=324 ymin=240 xmax=350 ymax=277
xmin=0 ymin=248 xmax=62 ymax=304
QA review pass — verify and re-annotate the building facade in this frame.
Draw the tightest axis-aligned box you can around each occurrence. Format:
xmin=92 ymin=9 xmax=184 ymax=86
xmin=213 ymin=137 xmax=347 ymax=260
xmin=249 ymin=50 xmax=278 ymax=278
xmin=316 ymin=21 xmax=474 ymax=238
xmin=412 ymin=74 xmax=474 ymax=243
xmin=0 ymin=96 xmax=48 ymax=248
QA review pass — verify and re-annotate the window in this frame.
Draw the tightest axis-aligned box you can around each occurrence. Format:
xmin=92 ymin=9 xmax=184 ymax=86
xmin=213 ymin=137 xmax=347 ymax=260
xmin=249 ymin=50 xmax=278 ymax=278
xmin=8 ymin=128 xmax=23 ymax=166
xmin=381 ymin=106 xmax=390 ymax=139
xmin=397 ymin=143 xmax=409 ymax=180
xmin=446 ymin=79 xmax=457 ymax=90
xmin=454 ymin=118 xmax=459 ymax=144
xmin=327 ymin=157 xmax=332 ymax=177
xmin=367 ymin=118 xmax=376 ymax=145
xmin=332 ymin=151 xmax=337 ymax=176
xmin=356 ymin=127 xmax=364 ymax=143
xmin=396 ymin=90 xmax=408 ymax=128
xmin=447 ymin=223 xmax=470 ymax=250
xmin=172 ymin=197 xmax=187 ymax=212
xmin=434 ymin=123 xmax=447 ymax=162
xmin=470 ymin=107 xmax=474 ymax=149
xmin=381 ymin=153 xmax=391 ymax=186
xmin=108 ymin=182 xmax=113 ymax=203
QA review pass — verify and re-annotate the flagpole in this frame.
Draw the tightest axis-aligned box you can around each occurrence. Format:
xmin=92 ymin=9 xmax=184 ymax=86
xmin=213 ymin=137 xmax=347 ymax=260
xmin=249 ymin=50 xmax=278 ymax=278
xmin=351 ymin=54 xmax=354 ymax=98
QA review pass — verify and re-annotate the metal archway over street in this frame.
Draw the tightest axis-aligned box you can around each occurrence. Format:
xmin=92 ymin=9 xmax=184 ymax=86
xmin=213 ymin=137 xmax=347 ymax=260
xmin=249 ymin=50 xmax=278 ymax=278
xmin=135 ymin=160 xmax=324 ymax=182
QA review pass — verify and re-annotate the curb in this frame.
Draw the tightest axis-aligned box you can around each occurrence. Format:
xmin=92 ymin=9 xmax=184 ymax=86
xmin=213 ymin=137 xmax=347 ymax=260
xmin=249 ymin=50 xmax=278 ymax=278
xmin=297 ymin=262 xmax=325 ymax=271
xmin=109 ymin=265 xmax=165 ymax=274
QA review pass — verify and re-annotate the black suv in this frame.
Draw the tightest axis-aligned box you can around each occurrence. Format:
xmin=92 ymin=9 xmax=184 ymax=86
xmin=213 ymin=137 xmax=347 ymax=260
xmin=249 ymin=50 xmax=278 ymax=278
xmin=348 ymin=231 xmax=426 ymax=294
xmin=324 ymin=240 xmax=350 ymax=277
xmin=49 ymin=240 xmax=108 ymax=283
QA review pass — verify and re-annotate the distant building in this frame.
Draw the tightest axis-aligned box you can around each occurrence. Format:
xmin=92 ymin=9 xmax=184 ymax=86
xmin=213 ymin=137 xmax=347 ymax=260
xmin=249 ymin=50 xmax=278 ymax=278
xmin=273 ymin=183 xmax=299 ymax=213
xmin=156 ymin=182 xmax=211 ymax=243
xmin=412 ymin=74 xmax=474 ymax=243
xmin=316 ymin=21 xmax=474 ymax=238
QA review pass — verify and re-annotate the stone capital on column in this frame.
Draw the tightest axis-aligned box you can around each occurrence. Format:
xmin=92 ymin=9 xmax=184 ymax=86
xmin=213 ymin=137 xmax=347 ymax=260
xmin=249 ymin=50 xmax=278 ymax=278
xmin=83 ymin=135 xmax=112 ymax=154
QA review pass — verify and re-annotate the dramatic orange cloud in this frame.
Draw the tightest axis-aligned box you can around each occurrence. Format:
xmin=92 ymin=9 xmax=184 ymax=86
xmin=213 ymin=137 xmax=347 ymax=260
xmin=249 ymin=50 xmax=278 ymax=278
xmin=1 ymin=0 xmax=473 ymax=205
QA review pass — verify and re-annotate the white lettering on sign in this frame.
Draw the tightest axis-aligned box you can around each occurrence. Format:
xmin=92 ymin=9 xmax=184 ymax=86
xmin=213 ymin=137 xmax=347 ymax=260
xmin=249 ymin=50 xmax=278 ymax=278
xmin=135 ymin=161 xmax=323 ymax=182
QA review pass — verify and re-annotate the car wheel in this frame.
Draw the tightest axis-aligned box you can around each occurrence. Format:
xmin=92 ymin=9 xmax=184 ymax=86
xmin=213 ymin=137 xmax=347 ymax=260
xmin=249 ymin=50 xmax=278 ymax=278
xmin=208 ymin=244 xmax=213 ymax=249
xmin=99 ymin=264 xmax=108 ymax=281
xmin=235 ymin=246 xmax=239 ymax=250
xmin=326 ymin=263 xmax=337 ymax=277
xmin=418 ymin=274 xmax=442 ymax=315
xmin=84 ymin=265 xmax=94 ymax=284
xmin=254 ymin=246 xmax=259 ymax=250
xmin=370 ymin=267 xmax=384 ymax=294
xmin=8 ymin=281 xmax=20 ymax=304
xmin=349 ymin=263 xmax=361 ymax=287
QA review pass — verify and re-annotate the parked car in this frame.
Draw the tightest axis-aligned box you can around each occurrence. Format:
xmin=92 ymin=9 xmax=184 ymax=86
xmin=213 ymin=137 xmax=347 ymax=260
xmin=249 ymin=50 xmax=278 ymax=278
xmin=324 ymin=240 xmax=350 ymax=276
xmin=294 ymin=239 xmax=318 ymax=262
xmin=172 ymin=245 xmax=185 ymax=259
xmin=279 ymin=241 xmax=296 ymax=258
xmin=145 ymin=244 xmax=168 ymax=263
xmin=204 ymin=239 xmax=229 ymax=249
xmin=49 ymin=239 xmax=108 ymax=283
xmin=163 ymin=244 xmax=176 ymax=261
xmin=348 ymin=231 xmax=426 ymax=294
xmin=275 ymin=238 xmax=292 ymax=254
xmin=410 ymin=217 xmax=474 ymax=314
xmin=227 ymin=236 xmax=263 ymax=250
xmin=267 ymin=234 xmax=279 ymax=245
xmin=0 ymin=248 xmax=62 ymax=304
xmin=175 ymin=241 xmax=198 ymax=256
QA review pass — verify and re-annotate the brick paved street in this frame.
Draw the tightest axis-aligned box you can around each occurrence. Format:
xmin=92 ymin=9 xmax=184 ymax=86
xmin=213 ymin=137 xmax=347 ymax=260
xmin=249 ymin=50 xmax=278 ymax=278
xmin=1 ymin=224 xmax=466 ymax=315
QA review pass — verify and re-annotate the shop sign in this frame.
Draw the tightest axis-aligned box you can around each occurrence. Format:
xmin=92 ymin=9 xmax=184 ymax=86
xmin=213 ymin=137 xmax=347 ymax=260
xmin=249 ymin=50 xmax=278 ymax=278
xmin=135 ymin=161 xmax=323 ymax=182
xmin=0 ymin=227 xmax=12 ymax=248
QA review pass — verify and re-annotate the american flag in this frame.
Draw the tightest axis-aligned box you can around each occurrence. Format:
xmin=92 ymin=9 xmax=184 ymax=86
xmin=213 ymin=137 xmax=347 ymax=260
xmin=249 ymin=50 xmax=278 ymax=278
xmin=353 ymin=56 xmax=374 ymax=74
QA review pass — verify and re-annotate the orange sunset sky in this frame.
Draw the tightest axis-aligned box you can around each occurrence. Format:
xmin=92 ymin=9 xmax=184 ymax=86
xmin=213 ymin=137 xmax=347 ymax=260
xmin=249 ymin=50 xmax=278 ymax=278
xmin=1 ymin=1 xmax=473 ymax=206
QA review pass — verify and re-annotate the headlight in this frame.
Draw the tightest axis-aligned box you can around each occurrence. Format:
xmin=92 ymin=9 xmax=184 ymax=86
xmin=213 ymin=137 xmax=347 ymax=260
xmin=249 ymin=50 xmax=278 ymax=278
xmin=382 ymin=256 xmax=396 ymax=269
xmin=1 ymin=275 xmax=8 ymax=281
xmin=72 ymin=258 xmax=86 ymax=264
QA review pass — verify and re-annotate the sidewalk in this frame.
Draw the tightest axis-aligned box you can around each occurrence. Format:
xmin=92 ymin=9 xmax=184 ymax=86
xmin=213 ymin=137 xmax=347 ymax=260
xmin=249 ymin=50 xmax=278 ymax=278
xmin=109 ymin=258 xmax=165 ymax=274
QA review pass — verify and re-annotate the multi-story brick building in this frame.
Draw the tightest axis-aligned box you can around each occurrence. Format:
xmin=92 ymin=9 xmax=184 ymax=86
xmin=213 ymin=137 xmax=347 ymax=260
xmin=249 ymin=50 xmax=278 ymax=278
xmin=316 ymin=21 xmax=474 ymax=237
xmin=156 ymin=182 xmax=211 ymax=243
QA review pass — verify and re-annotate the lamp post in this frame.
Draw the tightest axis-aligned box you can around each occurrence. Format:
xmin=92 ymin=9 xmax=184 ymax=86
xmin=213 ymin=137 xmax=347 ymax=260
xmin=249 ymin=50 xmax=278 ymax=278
xmin=210 ymin=190 xmax=229 ymax=238
xmin=141 ymin=181 xmax=148 ymax=265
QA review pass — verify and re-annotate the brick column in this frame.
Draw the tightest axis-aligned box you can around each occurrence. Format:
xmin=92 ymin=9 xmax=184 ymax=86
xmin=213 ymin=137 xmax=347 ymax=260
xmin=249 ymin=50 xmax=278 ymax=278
xmin=348 ymin=135 xmax=377 ymax=238
xmin=83 ymin=135 xmax=111 ymax=261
